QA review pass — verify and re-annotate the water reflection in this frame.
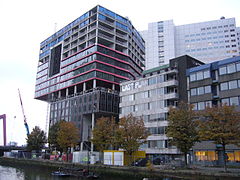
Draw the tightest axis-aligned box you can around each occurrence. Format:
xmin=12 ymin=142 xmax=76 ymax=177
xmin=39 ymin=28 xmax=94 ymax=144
xmin=0 ymin=164 xmax=181 ymax=180
xmin=0 ymin=165 xmax=24 ymax=180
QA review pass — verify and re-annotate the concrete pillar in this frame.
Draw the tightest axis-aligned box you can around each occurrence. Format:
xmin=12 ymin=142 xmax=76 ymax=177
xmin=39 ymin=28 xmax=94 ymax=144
xmin=66 ymin=88 xmax=69 ymax=97
xmin=83 ymin=82 xmax=86 ymax=91
xmin=91 ymin=112 xmax=95 ymax=152
xmin=112 ymin=84 xmax=115 ymax=90
xmin=80 ymin=142 xmax=83 ymax=151
xmin=93 ymin=79 xmax=96 ymax=89
xmin=74 ymin=85 xmax=77 ymax=94
xmin=58 ymin=91 xmax=61 ymax=98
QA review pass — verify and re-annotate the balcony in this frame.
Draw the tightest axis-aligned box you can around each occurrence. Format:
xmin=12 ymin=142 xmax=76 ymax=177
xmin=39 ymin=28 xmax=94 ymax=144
xmin=98 ymin=32 xmax=114 ymax=41
xmin=116 ymin=32 xmax=127 ymax=39
xmin=98 ymin=24 xmax=114 ymax=33
xmin=116 ymin=40 xmax=127 ymax=47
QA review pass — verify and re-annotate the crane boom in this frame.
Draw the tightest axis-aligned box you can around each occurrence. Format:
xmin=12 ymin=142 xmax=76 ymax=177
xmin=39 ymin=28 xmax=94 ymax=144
xmin=18 ymin=89 xmax=30 ymax=136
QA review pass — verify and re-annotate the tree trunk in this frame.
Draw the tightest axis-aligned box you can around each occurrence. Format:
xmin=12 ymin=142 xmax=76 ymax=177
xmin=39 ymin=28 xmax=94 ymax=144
xmin=222 ymin=144 xmax=227 ymax=172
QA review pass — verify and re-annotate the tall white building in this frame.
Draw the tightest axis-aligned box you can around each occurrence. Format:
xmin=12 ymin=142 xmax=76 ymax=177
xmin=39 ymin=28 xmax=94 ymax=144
xmin=141 ymin=17 xmax=240 ymax=70
xmin=141 ymin=20 xmax=175 ymax=69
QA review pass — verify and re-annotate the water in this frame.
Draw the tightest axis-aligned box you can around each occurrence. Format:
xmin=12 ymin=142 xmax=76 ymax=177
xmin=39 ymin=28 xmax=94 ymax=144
xmin=0 ymin=163 xmax=239 ymax=180
xmin=0 ymin=164 xmax=180 ymax=180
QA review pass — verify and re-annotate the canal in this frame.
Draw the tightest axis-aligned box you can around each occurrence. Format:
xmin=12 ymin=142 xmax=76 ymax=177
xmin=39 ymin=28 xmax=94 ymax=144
xmin=0 ymin=163 xmax=181 ymax=180
xmin=0 ymin=163 xmax=239 ymax=180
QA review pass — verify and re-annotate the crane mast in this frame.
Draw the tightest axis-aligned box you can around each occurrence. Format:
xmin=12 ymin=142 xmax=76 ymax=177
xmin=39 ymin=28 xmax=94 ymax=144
xmin=18 ymin=89 xmax=30 ymax=136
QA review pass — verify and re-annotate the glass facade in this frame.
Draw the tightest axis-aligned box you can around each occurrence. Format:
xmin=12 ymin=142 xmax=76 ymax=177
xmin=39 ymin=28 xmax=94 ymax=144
xmin=219 ymin=62 xmax=240 ymax=75
xmin=190 ymin=85 xmax=211 ymax=96
xmin=190 ymin=69 xmax=210 ymax=82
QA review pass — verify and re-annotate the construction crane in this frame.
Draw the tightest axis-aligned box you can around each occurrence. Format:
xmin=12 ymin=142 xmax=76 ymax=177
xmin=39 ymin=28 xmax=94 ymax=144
xmin=18 ymin=89 xmax=30 ymax=136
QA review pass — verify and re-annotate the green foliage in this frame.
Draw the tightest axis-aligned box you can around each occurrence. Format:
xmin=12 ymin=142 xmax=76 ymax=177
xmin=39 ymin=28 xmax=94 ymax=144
xmin=91 ymin=116 xmax=117 ymax=152
xmin=166 ymin=102 xmax=199 ymax=166
xmin=57 ymin=121 xmax=80 ymax=152
xmin=26 ymin=126 xmax=47 ymax=151
xmin=117 ymin=114 xmax=149 ymax=155
xmin=48 ymin=120 xmax=62 ymax=151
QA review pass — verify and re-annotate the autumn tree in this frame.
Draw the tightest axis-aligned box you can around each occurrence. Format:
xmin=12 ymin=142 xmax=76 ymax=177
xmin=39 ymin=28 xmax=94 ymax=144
xmin=57 ymin=121 xmax=80 ymax=153
xmin=117 ymin=114 xmax=149 ymax=157
xmin=26 ymin=126 xmax=47 ymax=151
xmin=198 ymin=104 xmax=240 ymax=171
xmin=48 ymin=120 xmax=62 ymax=151
xmin=91 ymin=116 xmax=118 ymax=152
xmin=166 ymin=102 xmax=199 ymax=167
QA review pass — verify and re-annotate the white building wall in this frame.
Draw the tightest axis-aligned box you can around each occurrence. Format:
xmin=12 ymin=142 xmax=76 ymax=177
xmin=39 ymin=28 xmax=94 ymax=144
xmin=175 ymin=18 xmax=239 ymax=64
xmin=237 ymin=27 xmax=240 ymax=55
xmin=140 ymin=20 xmax=175 ymax=70
xmin=120 ymin=72 xmax=180 ymax=155
xmin=142 ymin=17 xmax=240 ymax=69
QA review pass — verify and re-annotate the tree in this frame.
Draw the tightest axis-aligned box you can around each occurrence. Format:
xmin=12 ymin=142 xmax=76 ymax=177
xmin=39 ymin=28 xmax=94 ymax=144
xmin=117 ymin=114 xmax=149 ymax=157
xmin=57 ymin=121 xmax=80 ymax=153
xmin=26 ymin=126 xmax=47 ymax=151
xmin=166 ymin=102 xmax=199 ymax=167
xmin=48 ymin=120 xmax=62 ymax=151
xmin=198 ymin=104 xmax=240 ymax=171
xmin=91 ymin=116 xmax=118 ymax=152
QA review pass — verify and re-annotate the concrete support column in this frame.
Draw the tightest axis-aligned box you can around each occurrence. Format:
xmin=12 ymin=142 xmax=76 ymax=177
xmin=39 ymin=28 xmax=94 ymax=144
xmin=58 ymin=91 xmax=61 ymax=99
xmin=83 ymin=82 xmax=86 ymax=91
xmin=93 ymin=79 xmax=96 ymax=89
xmin=112 ymin=84 xmax=115 ymax=90
xmin=74 ymin=85 xmax=77 ymax=94
xmin=80 ymin=142 xmax=83 ymax=151
xmin=66 ymin=88 xmax=69 ymax=97
xmin=91 ymin=112 xmax=95 ymax=152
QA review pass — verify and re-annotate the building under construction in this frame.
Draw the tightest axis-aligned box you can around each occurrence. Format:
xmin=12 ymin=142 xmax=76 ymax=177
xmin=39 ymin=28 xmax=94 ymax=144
xmin=34 ymin=5 xmax=145 ymax=150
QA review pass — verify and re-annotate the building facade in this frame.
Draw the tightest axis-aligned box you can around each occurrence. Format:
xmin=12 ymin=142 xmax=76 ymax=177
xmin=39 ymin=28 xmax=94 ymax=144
xmin=35 ymin=5 xmax=145 ymax=150
xmin=119 ymin=55 xmax=203 ymax=159
xmin=186 ymin=56 xmax=240 ymax=165
xmin=141 ymin=17 xmax=240 ymax=69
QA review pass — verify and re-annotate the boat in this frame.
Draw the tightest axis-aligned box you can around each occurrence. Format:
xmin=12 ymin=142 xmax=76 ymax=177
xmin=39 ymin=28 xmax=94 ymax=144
xmin=51 ymin=168 xmax=99 ymax=179
xmin=51 ymin=171 xmax=71 ymax=177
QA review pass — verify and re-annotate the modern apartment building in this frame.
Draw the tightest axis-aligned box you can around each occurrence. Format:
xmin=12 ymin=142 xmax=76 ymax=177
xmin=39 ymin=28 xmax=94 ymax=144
xmin=141 ymin=17 xmax=240 ymax=69
xmin=35 ymin=5 xmax=145 ymax=150
xmin=119 ymin=55 xmax=203 ymax=159
xmin=186 ymin=55 xmax=240 ymax=165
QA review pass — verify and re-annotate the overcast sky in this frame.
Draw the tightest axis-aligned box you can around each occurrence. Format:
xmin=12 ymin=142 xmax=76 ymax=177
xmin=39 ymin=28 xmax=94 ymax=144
xmin=0 ymin=0 xmax=240 ymax=146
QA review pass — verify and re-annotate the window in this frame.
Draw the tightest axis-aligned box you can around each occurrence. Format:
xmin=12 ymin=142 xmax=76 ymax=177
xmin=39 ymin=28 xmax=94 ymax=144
xmin=221 ymin=98 xmax=229 ymax=105
xmin=230 ymin=97 xmax=239 ymax=106
xmin=229 ymin=80 xmax=238 ymax=89
xmin=197 ymin=87 xmax=204 ymax=95
xmin=193 ymin=103 xmax=198 ymax=110
xmin=191 ymin=88 xmax=197 ymax=96
xmin=220 ymin=82 xmax=228 ymax=91
xmin=203 ymin=70 xmax=210 ymax=79
xmin=219 ymin=66 xmax=227 ymax=75
xmin=135 ymin=91 xmax=148 ymax=99
xmin=190 ymin=73 xmax=196 ymax=81
xmin=205 ymin=101 xmax=212 ymax=108
xmin=197 ymin=71 xmax=203 ymax=80
xmin=198 ymin=102 xmax=205 ymax=110
xmin=149 ymin=77 xmax=157 ymax=85
xmin=227 ymin=63 xmax=236 ymax=74
xmin=204 ymin=86 xmax=211 ymax=94
xmin=236 ymin=63 xmax=240 ymax=71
